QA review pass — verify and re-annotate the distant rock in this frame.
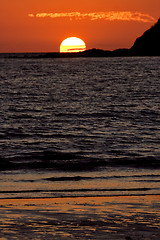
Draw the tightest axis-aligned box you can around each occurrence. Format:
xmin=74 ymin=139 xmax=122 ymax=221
xmin=80 ymin=48 xmax=112 ymax=57
xmin=130 ymin=18 xmax=160 ymax=56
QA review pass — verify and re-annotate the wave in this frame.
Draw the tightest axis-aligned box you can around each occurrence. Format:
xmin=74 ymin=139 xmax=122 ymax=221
xmin=44 ymin=176 xmax=91 ymax=181
xmin=0 ymin=187 xmax=160 ymax=200
xmin=0 ymin=151 xmax=106 ymax=171
xmin=55 ymin=112 xmax=114 ymax=118
xmin=0 ymin=150 xmax=160 ymax=171
xmin=108 ymin=155 xmax=160 ymax=168
xmin=55 ymin=109 xmax=160 ymax=121
xmin=0 ymin=187 xmax=157 ymax=194
xmin=44 ymin=174 xmax=160 ymax=182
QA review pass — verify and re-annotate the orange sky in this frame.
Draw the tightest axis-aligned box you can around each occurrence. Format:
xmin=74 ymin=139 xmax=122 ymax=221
xmin=1 ymin=0 xmax=160 ymax=52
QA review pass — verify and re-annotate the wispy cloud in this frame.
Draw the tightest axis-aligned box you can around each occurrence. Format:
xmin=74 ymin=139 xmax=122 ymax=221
xmin=28 ymin=11 xmax=155 ymax=23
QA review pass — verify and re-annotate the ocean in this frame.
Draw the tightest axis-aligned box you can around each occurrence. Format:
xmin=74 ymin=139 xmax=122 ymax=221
xmin=0 ymin=56 xmax=160 ymax=199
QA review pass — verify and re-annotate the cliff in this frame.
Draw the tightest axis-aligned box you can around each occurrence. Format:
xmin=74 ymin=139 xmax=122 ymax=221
xmin=130 ymin=18 xmax=160 ymax=56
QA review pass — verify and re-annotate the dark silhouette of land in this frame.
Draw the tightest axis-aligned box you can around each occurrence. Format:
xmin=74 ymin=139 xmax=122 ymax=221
xmin=130 ymin=18 xmax=160 ymax=56
xmin=1 ymin=18 xmax=160 ymax=58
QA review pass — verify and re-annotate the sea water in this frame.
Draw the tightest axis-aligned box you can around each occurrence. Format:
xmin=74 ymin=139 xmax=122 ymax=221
xmin=0 ymin=56 xmax=160 ymax=199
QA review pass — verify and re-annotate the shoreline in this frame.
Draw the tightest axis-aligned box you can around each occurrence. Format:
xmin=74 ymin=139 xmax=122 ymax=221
xmin=0 ymin=195 xmax=160 ymax=239
xmin=0 ymin=192 xmax=160 ymax=200
xmin=0 ymin=194 xmax=160 ymax=208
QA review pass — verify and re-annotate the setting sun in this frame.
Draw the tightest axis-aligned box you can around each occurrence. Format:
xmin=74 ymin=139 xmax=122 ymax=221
xmin=60 ymin=37 xmax=86 ymax=53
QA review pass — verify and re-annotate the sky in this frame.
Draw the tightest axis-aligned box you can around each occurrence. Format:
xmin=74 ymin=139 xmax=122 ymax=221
xmin=1 ymin=0 xmax=160 ymax=53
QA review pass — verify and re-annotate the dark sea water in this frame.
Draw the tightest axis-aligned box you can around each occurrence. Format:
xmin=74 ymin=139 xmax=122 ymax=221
xmin=0 ymin=56 xmax=160 ymax=199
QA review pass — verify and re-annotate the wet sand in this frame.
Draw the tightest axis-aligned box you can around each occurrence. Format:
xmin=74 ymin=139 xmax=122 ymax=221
xmin=0 ymin=195 xmax=160 ymax=240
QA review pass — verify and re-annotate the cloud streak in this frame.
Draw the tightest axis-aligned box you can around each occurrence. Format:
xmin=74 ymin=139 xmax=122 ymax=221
xmin=28 ymin=11 xmax=155 ymax=23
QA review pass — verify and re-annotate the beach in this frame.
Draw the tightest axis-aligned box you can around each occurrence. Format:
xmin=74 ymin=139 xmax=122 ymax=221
xmin=0 ymin=195 xmax=160 ymax=240
xmin=0 ymin=57 xmax=160 ymax=239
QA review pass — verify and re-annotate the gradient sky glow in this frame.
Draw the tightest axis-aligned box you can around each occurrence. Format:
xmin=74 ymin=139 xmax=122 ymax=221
xmin=1 ymin=0 xmax=160 ymax=52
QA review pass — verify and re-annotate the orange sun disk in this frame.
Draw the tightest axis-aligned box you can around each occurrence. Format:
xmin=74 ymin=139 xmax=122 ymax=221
xmin=60 ymin=37 xmax=86 ymax=53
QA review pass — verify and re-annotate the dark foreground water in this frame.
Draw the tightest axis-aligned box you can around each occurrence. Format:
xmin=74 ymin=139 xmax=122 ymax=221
xmin=0 ymin=56 xmax=160 ymax=199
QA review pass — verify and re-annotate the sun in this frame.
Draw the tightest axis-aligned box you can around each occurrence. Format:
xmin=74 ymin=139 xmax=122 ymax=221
xmin=60 ymin=37 xmax=86 ymax=53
